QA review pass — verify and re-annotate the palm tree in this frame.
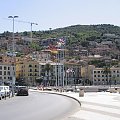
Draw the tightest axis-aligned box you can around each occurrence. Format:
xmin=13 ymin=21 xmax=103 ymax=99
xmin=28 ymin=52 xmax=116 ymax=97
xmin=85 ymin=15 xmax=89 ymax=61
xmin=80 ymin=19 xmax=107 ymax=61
xmin=103 ymin=66 xmax=111 ymax=86
xmin=44 ymin=63 xmax=52 ymax=86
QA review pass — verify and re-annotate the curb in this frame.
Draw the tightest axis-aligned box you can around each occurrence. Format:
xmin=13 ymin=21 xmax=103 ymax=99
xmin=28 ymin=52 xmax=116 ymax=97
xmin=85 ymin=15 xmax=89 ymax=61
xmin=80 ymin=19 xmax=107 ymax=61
xmin=33 ymin=90 xmax=81 ymax=106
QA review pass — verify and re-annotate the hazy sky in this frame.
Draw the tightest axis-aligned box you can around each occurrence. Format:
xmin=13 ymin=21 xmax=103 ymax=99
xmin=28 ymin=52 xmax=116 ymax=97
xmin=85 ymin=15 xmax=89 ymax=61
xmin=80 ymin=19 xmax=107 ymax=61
xmin=0 ymin=0 xmax=120 ymax=33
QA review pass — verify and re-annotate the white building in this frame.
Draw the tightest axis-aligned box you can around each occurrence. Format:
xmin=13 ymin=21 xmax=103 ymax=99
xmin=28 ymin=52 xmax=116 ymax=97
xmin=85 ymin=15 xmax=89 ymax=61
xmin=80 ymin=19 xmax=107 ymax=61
xmin=93 ymin=67 xmax=120 ymax=85
xmin=39 ymin=61 xmax=64 ymax=86
xmin=0 ymin=63 xmax=16 ymax=85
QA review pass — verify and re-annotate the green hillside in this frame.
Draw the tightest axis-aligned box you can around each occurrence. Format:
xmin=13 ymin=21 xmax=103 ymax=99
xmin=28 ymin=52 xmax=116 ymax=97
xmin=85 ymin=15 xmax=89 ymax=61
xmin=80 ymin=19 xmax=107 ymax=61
xmin=30 ymin=24 xmax=120 ymax=43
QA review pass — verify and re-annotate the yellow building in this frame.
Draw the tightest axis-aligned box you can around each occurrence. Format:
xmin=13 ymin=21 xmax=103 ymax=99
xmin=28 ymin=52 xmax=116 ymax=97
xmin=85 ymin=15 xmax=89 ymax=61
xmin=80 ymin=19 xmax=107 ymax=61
xmin=16 ymin=57 xmax=24 ymax=80
xmin=16 ymin=56 xmax=39 ymax=86
xmin=23 ymin=59 xmax=39 ymax=86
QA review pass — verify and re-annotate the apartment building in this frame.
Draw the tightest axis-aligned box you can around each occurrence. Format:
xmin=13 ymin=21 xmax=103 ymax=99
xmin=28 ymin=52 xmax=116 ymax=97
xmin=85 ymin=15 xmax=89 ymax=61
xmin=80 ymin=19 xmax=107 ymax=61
xmin=93 ymin=67 xmax=120 ymax=85
xmin=65 ymin=62 xmax=81 ymax=85
xmin=0 ymin=54 xmax=16 ymax=85
xmin=0 ymin=63 xmax=15 ymax=85
xmin=38 ymin=61 xmax=64 ymax=86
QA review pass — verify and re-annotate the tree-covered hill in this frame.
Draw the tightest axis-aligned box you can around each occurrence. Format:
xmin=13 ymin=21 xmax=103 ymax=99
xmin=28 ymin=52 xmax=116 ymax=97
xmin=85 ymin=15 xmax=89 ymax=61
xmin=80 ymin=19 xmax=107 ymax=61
xmin=2 ymin=24 xmax=120 ymax=40
xmin=28 ymin=24 xmax=120 ymax=44
xmin=53 ymin=24 xmax=120 ymax=39
xmin=55 ymin=24 xmax=120 ymax=34
xmin=1 ymin=24 xmax=120 ymax=48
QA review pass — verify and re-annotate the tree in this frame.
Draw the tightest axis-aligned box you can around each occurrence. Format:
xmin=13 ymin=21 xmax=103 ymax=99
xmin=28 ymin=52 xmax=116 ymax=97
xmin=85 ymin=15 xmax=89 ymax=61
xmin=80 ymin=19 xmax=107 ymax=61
xmin=44 ymin=63 xmax=52 ymax=86
xmin=29 ymin=42 xmax=42 ymax=51
xmin=103 ymin=66 xmax=111 ymax=86
xmin=35 ymin=77 xmax=43 ymax=85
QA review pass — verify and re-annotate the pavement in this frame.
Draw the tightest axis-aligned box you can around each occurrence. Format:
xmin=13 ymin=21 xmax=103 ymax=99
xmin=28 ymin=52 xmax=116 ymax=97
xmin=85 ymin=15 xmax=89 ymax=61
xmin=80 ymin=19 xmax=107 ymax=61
xmin=30 ymin=89 xmax=120 ymax=120
xmin=61 ymin=91 xmax=120 ymax=120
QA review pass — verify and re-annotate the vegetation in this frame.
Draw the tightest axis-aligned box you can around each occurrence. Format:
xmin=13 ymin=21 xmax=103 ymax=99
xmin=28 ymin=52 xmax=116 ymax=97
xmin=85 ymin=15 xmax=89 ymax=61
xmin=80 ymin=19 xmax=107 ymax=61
xmin=103 ymin=66 xmax=111 ymax=86
xmin=35 ymin=77 xmax=43 ymax=85
xmin=29 ymin=42 xmax=42 ymax=51
xmin=44 ymin=63 xmax=52 ymax=86
xmin=89 ymin=60 xmax=106 ymax=68
xmin=22 ymin=24 xmax=120 ymax=52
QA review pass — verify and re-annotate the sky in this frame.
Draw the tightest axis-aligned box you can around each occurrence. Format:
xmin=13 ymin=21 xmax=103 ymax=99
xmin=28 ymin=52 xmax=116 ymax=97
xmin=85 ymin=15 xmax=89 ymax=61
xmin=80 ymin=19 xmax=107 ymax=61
xmin=0 ymin=0 xmax=120 ymax=33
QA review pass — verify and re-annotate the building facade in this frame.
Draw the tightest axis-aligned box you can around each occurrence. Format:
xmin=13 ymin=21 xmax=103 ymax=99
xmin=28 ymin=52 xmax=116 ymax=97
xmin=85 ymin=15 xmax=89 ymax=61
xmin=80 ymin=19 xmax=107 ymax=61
xmin=0 ymin=63 xmax=15 ymax=85
xmin=93 ymin=67 xmax=120 ymax=85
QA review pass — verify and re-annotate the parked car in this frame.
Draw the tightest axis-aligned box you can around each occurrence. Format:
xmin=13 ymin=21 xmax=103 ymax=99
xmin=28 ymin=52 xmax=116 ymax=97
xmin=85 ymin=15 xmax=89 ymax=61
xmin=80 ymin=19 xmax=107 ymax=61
xmin=16 ymin=86 xmax=29 ymax=96
xmin=0 ymin=92 xmax=2 ymax=100
xmin=0 ymin=86 xmax=10 ymax=98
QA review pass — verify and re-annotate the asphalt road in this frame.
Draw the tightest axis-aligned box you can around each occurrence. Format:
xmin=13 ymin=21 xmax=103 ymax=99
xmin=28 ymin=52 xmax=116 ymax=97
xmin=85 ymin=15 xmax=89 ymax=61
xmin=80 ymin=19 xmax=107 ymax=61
xmin=0 ymin=91 xmax=79 ymax=120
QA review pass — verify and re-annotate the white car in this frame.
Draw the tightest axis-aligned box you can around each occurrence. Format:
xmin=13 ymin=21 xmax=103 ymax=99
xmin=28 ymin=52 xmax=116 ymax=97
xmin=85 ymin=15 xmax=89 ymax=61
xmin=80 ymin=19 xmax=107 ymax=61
xmin=0 ymin=86 xmax=10 ymax=98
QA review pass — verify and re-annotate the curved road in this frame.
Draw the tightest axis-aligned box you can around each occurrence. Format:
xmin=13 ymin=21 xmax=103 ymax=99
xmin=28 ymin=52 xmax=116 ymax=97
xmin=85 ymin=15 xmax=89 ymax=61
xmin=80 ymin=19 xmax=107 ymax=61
xmin=0 ymin=91 xmax=79 ymax=120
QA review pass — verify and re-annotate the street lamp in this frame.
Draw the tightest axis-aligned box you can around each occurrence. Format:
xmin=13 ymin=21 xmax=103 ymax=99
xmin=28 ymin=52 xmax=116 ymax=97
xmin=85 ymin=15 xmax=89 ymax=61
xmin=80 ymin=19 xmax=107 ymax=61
xmin=73 ymin=71 xmax=76 ymax=92
xmin=8 ymin=16 xmax=18 ymax=52
xmin=8 ymin=16 xmax=18 ymax=97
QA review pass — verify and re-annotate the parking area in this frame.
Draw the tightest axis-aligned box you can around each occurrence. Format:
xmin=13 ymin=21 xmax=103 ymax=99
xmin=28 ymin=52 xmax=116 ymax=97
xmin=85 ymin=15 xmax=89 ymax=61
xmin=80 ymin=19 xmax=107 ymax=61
xmin=0 ymin=85 xmax=29 ymax=101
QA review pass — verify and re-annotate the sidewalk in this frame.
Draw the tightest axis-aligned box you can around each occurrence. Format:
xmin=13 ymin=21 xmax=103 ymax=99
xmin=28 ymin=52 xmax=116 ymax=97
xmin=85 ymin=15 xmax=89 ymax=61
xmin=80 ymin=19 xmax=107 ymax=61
xmin=30 ymin=89 xmax=120 ymax=120
xmin=61 ymin=92 xmax=120 ymax=120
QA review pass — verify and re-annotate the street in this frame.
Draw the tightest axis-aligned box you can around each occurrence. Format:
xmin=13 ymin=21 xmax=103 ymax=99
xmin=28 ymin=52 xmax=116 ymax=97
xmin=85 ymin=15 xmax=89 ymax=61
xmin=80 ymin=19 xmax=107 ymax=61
xmin=0 ymin=91 xmax=79 ymax=120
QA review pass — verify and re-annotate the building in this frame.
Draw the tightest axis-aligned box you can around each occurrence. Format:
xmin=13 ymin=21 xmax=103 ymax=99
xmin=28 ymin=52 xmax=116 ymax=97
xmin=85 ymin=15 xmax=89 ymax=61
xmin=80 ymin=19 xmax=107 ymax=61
xmin=38 ymin=61 xmax=64 ymax=86
xmin=0 ymin=54 xmax=16 ymax=85
xmin=0 ymin=63 xmax=15 ymax=85
xmin=93 ymin=67 xmax=120 ymax=85
xmin=65 ymin=62 xmax=81 ymax=85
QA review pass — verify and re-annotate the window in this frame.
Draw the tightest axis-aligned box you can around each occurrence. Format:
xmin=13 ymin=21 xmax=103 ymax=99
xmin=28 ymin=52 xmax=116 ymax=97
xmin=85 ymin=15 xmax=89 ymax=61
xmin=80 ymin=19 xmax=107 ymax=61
xmin=41 ymin=65 xmax=44 ymax=68
xmin=35 ymin=65 xmax=37 ymax=67
xmin=30 ymin=69 xmax=32 ymax=72
xmin=7 ymin=71 xmax=10 ymax=75
xmin=0 ymin=66 xmax=2 ymax=70
xmin=8 ymin=67 xmax=10 ymax=70
xmin=94 ymin=75 xmax=96 ymax=77
xmin=4 ymin=71 xmax=6 ymax=75
xmin=98 ymin=75 xmax=100 ymax=77
xmin=30 ymin=73 xmax=32 ymax=76
xmin=29 ymin=65 xmax=32 ymax=67
xmin=0 ymin=71 xmax=2 ymax=75
xmin=4 ymin=66 xmax=7 ymax=70
xmin=98 ymin=71 xmax=100 ymax=73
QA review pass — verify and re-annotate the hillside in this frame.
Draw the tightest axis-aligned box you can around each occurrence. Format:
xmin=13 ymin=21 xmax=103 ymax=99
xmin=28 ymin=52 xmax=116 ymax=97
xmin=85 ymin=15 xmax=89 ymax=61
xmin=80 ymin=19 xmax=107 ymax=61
xmin=30 ymin=24 xmax=120 ymax=43
xmin=2 ymin=24 xmax=120 ymax=40
xmin=1 ymin=24 xmax=120 ymax=51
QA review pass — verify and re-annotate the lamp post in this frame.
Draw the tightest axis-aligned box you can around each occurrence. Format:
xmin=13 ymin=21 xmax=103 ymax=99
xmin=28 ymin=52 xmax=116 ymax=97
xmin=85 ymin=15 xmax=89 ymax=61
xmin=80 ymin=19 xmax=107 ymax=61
xmin=8 ymin=16 xmax=18 ymax=52
xmin=8 ymin=16 xmax=18 ymax=97
xmin=73 ymin=71 xmax=76 ymax=92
